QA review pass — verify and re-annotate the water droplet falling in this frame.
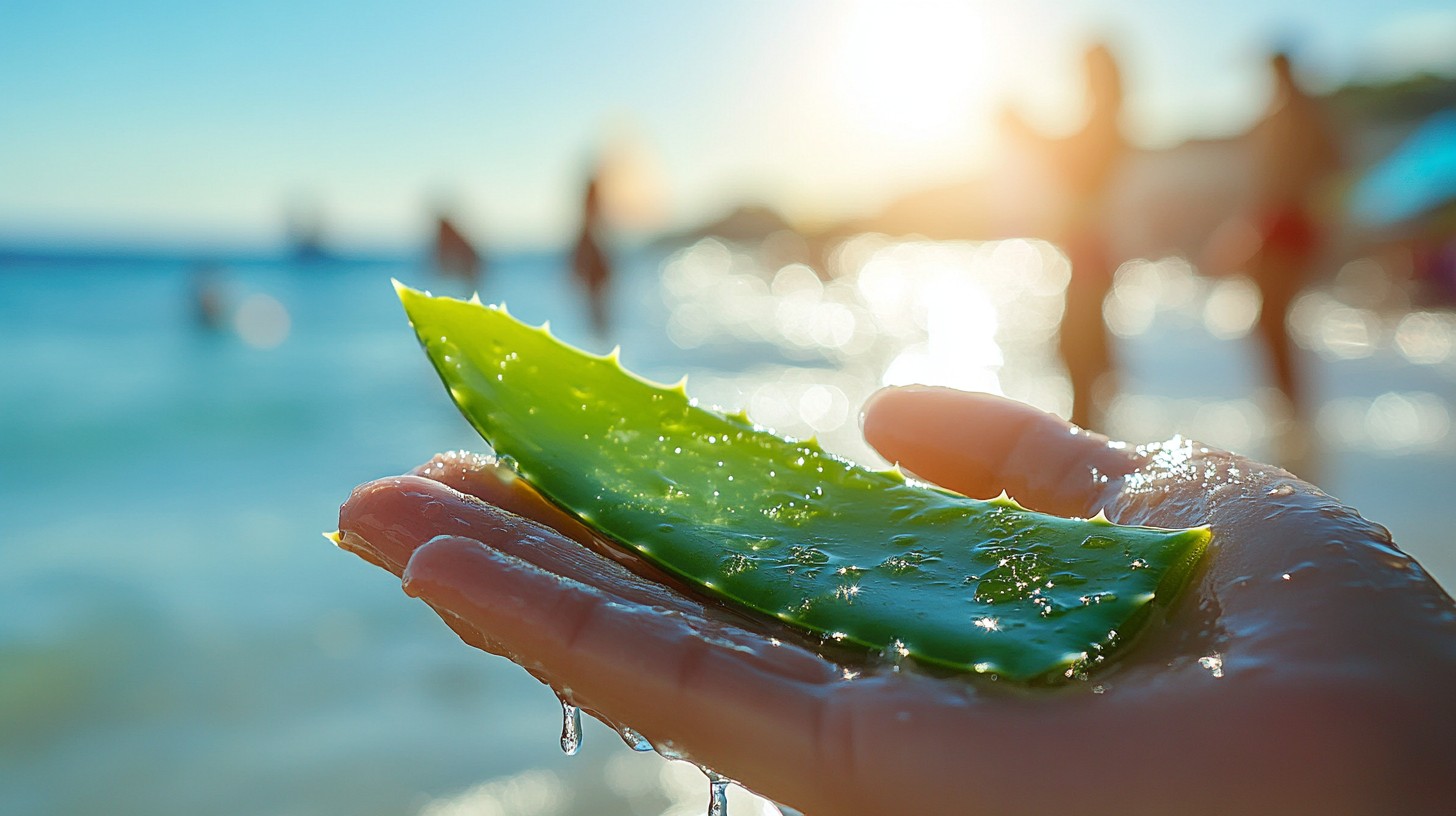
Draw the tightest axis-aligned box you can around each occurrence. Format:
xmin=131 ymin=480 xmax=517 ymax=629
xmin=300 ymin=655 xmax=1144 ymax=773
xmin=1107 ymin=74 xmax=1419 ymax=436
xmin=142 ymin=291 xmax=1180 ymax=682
xmin=617 ymin=726 xmax=653 ymax=752
xmin=705 ymin=769 xmax=730 ymax=816
xmin=559 ymin=698 xmax=582 ymax=755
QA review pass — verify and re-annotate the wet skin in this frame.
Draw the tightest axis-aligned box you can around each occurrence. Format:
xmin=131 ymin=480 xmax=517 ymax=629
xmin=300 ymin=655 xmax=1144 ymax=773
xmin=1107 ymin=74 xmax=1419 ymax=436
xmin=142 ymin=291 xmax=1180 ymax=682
xmin=336 ymin=387 xmax=1456 ymax=816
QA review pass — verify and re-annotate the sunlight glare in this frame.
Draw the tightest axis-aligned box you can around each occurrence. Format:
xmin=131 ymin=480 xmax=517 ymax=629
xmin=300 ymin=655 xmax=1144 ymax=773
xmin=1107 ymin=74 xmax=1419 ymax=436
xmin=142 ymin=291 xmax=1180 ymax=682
xmin=836 ymin=1 xmax=996 ymax=145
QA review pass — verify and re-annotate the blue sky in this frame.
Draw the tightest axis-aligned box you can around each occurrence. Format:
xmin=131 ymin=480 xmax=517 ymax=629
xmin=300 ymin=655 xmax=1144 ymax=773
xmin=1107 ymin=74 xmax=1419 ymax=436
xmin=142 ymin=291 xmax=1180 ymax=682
xmin=2 ymin=0 xmax=1454 ymax=249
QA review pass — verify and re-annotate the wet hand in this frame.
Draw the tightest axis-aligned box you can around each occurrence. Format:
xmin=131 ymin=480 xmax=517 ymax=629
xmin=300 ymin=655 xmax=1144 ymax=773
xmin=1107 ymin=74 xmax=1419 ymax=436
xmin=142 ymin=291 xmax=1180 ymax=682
xmin=335 ymin=387 xmax=1456 ymax=816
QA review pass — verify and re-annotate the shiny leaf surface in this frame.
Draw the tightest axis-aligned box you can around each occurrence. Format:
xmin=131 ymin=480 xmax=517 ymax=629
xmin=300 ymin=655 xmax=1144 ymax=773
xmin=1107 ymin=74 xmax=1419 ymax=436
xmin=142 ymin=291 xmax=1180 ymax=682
xmin=398 ymin=284 xmax=1209 ymax=681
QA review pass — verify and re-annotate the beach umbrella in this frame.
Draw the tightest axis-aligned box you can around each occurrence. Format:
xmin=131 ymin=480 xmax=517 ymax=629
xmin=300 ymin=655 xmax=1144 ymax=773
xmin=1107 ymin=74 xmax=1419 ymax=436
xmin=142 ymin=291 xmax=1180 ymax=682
xmin=1351 ymin=109 xmax=1456 ymax=228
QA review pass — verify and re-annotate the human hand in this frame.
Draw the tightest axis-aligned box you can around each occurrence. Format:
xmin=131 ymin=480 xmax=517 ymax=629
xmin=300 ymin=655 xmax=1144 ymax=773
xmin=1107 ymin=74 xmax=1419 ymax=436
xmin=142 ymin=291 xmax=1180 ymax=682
xmin=334 ymin=386 xmax=1456 ymax=815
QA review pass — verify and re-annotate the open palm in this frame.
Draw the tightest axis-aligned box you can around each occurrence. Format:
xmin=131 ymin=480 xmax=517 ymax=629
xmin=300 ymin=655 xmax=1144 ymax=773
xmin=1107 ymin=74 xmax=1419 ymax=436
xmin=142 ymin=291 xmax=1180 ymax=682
xmin=335 ymin=387 xmax=1456 ymax=815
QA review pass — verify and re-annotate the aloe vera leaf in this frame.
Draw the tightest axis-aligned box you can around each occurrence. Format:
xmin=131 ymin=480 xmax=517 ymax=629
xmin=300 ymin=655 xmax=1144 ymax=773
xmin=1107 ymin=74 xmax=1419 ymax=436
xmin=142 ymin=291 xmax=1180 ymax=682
xmin=397 ymin=283 xmax=1210 ymax=682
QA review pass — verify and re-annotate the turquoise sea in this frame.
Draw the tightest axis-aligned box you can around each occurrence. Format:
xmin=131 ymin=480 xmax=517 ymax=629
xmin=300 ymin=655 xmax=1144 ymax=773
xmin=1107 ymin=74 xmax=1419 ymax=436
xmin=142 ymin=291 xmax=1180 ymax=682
xmin=3 ymin=239 xmax=1453 ymax=815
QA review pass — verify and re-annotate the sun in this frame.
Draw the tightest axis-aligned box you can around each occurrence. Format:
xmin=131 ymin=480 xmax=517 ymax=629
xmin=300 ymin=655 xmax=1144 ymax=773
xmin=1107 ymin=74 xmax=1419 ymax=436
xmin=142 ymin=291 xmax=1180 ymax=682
xmin=835 ymin=1 xmax=998 ymax=146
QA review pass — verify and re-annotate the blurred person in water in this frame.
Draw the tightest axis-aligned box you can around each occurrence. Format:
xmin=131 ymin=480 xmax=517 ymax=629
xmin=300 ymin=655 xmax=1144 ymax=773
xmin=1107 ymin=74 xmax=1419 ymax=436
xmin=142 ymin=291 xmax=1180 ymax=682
xmin=572 ymin=168 xmax=613 ymax=337
xmin=190 ymin=262 xmax=227 ymax=330
xmin=432 ymin=210 xmax=485 ymax=289
xmin=1002 ymin=43 xmax=1128 ymax=432
xmin=1246 ymin=51 xmax=1338 ymax=454
xmin=1207 ymin=51 xmax=1340 ymax=467
xmin=336 ymin=385 xmax=1456 ymax=815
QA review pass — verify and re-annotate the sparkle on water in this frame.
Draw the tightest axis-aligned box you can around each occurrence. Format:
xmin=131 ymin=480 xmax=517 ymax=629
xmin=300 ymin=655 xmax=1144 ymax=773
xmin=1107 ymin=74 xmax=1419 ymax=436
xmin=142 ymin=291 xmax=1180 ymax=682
xmin=662 ymin=240 xmax=1456 ymax=465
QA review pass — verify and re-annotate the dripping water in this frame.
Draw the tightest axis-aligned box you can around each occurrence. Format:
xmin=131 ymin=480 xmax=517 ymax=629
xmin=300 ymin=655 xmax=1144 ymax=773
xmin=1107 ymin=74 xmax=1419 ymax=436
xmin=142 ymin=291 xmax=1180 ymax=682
xmin=558 ymin=697 xmax=582 ymax=756
xmin=555 ymin=701 xmax=734 ymax=814
xmin=705 ymin=768 xmax=730 ymax=816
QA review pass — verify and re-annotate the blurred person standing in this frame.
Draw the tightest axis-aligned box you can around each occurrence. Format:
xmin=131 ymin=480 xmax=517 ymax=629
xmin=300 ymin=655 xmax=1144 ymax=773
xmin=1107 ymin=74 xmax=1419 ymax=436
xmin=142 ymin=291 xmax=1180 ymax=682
xmin=572 ymin=169 xmax=613 ymax=336
xmin=1003 ymin=43 xmax=1128 ymax=431
xmin=1241 ymin=51 xmax=1339 ymax=462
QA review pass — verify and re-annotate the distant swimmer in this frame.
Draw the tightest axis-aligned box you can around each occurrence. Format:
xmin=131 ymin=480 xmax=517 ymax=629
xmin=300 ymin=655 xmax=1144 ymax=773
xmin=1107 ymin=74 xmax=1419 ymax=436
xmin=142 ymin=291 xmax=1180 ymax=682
xmin=433 ymin=215 xmax=484 ymax=288
xmin=572 ymin=171 xmax=613 ymax=336
xmin=191 ymin=263 xmax=227 ymax=330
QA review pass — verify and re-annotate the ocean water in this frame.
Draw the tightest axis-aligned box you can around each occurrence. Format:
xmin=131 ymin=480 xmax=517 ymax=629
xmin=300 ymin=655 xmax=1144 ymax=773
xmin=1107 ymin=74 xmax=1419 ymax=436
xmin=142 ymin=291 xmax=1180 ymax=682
xmin=2 ymin=239 xmax=1452 ymax=815
xmin=0 ymin=248 xmax=746 ymax=816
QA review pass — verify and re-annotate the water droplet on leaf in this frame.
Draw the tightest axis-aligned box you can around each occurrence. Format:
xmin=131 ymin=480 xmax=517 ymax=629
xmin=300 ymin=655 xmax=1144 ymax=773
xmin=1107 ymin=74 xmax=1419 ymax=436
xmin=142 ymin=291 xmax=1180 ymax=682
xmin=617 ymin=726 xmax=653 ymax=752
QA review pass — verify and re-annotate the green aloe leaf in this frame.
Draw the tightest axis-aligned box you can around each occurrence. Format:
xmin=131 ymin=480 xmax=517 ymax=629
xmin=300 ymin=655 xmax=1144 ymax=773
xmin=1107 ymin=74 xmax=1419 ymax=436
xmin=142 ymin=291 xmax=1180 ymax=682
xmin=397 ymin=283 xmax=1209 ymax=682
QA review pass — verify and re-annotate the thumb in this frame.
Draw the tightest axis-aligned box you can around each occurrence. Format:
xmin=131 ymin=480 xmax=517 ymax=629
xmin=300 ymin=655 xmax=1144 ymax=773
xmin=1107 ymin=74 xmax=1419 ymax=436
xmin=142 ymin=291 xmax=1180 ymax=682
xmin=861 ymin=387 xmax=1140 ymax=517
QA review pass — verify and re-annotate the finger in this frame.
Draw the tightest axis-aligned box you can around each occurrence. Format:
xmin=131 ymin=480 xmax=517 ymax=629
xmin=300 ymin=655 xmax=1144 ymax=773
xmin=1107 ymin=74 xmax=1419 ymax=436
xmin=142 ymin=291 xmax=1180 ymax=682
xmin=334 ymin=475 xmax=456 ymax=575
xmin=337 ymin=465 xmax=679 ymax=594
xmin=337 ymin=468 xmax=855 ymax=661
xmin=861 ymin=386 xmax=1142 ymax=516
xmin=336 ymin=474 xmax=707 ymax=616
xmin=407 ymin=451 xmax=685 ymax=587
xmin=402 ymin=534 xmax=847 ymax=812
xmin=411 ymin=451 xmax=605 ymax=549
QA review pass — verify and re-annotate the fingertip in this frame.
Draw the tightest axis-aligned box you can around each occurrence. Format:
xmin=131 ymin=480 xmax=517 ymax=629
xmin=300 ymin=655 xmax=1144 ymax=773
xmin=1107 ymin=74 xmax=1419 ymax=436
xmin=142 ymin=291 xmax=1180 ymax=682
xmin=860 ymin=385 xmax=951 ymax=462
xmin=337 ymin=474 xmax=520 ymax=576
xmin=400 ymin=534 xmax=533 ymax=659
xmin=859 ymin=386 xmax=1141 ymax=515
xmin=402 ymin=534 xmax=510 ymax=600
xmin=861 ymin=386 xmax=1038 ymax=486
